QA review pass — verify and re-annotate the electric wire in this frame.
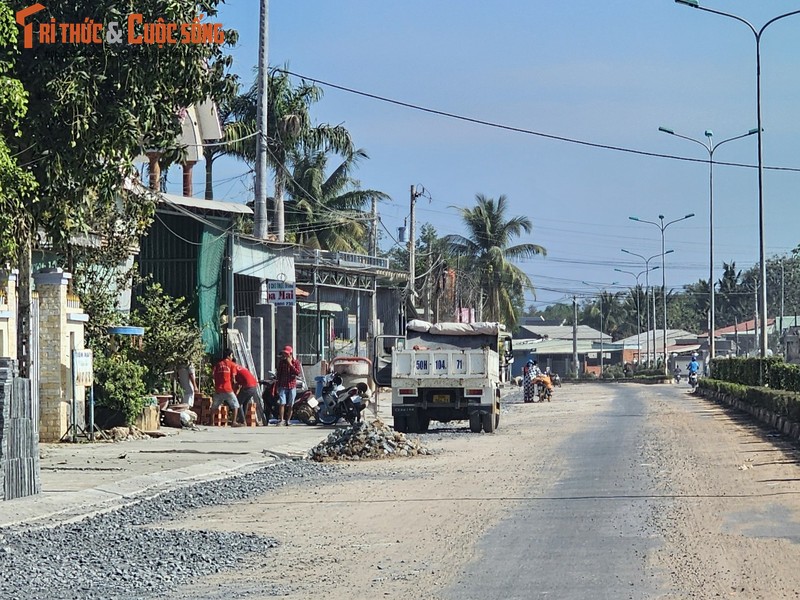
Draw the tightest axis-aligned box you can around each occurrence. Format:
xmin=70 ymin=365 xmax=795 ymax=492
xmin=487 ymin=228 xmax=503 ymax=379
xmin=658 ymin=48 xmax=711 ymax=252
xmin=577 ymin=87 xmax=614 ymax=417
xmin=279 ymin=69 xmax=800 ymax=174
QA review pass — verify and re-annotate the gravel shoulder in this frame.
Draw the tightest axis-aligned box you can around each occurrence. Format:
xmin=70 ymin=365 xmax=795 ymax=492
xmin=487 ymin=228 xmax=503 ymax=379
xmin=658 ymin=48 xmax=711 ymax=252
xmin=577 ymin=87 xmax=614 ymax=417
xmin=6 ymin=383 xmax=800 ymax=599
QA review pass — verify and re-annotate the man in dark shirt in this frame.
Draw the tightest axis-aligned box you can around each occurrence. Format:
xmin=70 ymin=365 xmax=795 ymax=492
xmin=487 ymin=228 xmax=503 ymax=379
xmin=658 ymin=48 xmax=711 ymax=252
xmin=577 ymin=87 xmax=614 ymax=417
xmin=276 ymin=345 xmax=301 ymax=426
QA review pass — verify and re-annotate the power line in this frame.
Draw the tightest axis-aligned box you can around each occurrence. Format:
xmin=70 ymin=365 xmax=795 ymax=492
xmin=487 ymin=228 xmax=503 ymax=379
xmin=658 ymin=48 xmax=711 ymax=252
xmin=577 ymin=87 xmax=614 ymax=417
xmin=279 ymin=69 xmax=800 ymax=174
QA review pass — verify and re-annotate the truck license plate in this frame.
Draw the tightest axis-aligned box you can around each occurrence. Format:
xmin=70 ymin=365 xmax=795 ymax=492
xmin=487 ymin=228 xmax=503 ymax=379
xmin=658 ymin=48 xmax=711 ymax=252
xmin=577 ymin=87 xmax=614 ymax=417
xmin=433 ymin=394 xmax=450 ymax=403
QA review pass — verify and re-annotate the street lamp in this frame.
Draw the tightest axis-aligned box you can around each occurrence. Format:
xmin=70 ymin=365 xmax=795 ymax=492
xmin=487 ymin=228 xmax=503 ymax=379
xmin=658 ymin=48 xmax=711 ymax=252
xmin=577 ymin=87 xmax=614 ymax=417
xmin=582 ymin=281 xmax=618 ymax=375
xmin=675 ymin=1 xmax=800 ymax=359
xmin=629 ymin=214 xmax=695 ymax=373
xmin=621 ymin=249 xmax=672 ymax=366
xmin=614 ymin=268 xmax=657 ymax=365
xmin=658 ymin=126 xmax=757 ymax=360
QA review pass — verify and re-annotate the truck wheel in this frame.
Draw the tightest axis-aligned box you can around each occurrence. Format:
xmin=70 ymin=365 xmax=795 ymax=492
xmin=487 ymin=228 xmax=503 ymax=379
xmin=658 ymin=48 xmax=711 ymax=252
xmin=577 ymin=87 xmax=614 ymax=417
xmin=394 ymin=415 xmax=408 ymax=433
xmin=469 ymin=412 xmax=482 ymax=433
xmin=418 ymin=411 xmax=430 ymax=433
xmin=482 ymin=411 xmax=496 ymax=433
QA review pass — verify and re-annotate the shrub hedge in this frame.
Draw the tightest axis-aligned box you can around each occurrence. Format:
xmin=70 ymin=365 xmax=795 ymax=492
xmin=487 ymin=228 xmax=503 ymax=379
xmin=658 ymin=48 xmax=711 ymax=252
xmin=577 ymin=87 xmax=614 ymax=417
xmin=699 ymin=377 xmax=800 ymax=422
xmin=710 ymin=356 xmax=800 ymax=391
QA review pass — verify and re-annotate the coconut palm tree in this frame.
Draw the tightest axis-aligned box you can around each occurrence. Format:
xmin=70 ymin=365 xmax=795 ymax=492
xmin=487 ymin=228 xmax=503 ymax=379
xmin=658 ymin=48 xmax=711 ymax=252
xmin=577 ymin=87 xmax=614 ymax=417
xmin=224 ymin=68 xmax=353 ymax=240
xmin=285 ymin=148 xmax=389 ymax=252
xmin=444 ymin=194 xmax=546 ymax=327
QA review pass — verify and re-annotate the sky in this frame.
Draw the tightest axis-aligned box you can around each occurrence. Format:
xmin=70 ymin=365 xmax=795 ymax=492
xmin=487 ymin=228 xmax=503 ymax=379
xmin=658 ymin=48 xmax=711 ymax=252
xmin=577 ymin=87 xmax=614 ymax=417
xmin=173 ymin=0 xmax=800 ymax=310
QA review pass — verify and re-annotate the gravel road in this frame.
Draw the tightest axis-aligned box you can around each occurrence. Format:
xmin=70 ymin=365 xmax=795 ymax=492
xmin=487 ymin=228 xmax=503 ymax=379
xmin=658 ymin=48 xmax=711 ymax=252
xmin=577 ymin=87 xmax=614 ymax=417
xmin=4 ymin=383 xmax=800 ymax=599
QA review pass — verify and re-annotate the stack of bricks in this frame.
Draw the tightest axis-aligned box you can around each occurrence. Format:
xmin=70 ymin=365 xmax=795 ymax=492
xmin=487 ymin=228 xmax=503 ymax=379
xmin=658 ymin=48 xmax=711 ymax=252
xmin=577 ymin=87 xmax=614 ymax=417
xmin=212 ymin=405 xmax=228 ymax=427
xmin=0 ymin=358 xmax=40 ymax=501
xmin=194 ymin=394 xmax=212 ymax=426
xmin=245 ymin=402 xmax=257 ymax=427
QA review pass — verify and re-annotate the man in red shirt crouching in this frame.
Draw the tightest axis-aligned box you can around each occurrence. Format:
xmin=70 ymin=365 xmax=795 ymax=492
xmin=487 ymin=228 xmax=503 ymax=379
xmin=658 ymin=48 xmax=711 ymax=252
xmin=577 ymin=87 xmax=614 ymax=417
xmin=234 ymin=361 xmax=266 ymax=425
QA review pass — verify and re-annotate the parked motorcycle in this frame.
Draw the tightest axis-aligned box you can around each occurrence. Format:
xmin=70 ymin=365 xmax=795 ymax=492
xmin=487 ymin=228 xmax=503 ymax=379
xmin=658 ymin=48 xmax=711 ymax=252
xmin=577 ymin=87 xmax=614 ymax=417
xmin=674 ymin=368 xmax=682 ymax=383
xmin=259 ymin=372 xmax=315 ymax=423
xmin=317 ymin=373 xmax=368 ymax=426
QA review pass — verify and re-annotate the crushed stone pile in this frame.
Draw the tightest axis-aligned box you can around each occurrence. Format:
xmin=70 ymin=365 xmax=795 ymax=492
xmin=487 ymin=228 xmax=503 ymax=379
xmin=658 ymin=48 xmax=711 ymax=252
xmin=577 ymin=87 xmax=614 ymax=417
xmin=308 ymin=419 xmax=429 ymax=462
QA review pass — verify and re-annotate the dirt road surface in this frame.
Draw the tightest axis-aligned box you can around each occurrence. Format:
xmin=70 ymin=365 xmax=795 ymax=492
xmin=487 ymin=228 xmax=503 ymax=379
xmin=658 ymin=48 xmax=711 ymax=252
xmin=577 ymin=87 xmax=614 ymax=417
xmin=158 ymin=383 xmax=800 ymax=599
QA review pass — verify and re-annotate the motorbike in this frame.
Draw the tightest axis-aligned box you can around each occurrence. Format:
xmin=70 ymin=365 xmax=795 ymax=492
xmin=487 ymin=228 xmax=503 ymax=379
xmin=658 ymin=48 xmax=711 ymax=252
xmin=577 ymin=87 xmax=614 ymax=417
xmin=674 ymin=369 xmax=682 ymax=383
xmin=259 ymin=372 xmax=316 ymax=424
xmin=532 ymin=373 xmax=554 ymax=402
xmin=316 ymin=373 xmax=368 ymax=426
xmin=688 ymin=371 xmax=698 ymax=391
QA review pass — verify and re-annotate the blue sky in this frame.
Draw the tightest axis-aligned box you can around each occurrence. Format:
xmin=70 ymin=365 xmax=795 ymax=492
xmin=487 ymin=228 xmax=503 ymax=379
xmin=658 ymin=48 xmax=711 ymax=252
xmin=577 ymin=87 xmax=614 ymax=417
xmin=175 ymin=0 xmax=800 ymax=309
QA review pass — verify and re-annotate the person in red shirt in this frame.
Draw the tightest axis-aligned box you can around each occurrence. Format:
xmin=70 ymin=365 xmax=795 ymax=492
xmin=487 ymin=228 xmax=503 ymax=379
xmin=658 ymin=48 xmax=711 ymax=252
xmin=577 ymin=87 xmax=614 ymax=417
xmin=233 ymin=361 xmax=266 ymax=425
xmin=275 ymin=345 xmax=301 ymax=426
xmin=212 ymin=348 xmax=243 ymax=426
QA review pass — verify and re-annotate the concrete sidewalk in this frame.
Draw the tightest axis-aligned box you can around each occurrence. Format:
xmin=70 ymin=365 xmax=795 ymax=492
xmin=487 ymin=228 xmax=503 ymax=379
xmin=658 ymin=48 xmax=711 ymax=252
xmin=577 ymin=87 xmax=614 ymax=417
xmin=0 ymin=421 xmax=336 ymax=529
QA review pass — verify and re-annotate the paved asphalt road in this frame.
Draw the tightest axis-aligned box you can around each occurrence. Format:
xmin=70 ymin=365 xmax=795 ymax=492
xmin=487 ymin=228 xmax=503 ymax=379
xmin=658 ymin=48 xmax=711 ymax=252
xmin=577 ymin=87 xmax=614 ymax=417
xmin=446 ymin=386 xmax=661 ymax=600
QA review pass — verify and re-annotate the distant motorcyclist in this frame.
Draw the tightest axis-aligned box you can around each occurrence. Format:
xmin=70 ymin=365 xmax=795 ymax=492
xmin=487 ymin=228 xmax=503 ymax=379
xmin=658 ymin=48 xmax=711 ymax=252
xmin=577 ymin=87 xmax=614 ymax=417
xmin=687 ymin=358 xmax=700 ymax=376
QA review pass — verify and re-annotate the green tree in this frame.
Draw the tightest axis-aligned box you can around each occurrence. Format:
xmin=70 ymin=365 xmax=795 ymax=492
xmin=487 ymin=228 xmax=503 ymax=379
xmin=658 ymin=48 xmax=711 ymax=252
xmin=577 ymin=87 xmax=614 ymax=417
xmin=716 ymin=262 xmax=752 ymax=328
xmin=7 ymin=1 xmax=237 ymax=256
xmin=0 ymin=2 xmax=36 ymax=262
xmin=130 ymin=283 xmax=205 ymax=393
xmin=444 ymin=194 xmax=546 ymax=327
xmin=285 ymin=148 xmax=389 ymax=251
xmin=4 ymin=1 xmax=236 ymax=374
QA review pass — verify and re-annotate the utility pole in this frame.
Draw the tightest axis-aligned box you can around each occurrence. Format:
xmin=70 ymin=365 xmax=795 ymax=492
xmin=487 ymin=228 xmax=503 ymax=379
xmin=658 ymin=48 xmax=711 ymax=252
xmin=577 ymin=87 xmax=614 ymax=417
xmin=408 ymin=185 xmax=422 ymax=307
xmin=253 ymin=0 xmax=270 ymax=239
xmin=369 ymin=197 xmax=378 ymax=257
xmin=572 ymin=295 xmax=579 ymax=379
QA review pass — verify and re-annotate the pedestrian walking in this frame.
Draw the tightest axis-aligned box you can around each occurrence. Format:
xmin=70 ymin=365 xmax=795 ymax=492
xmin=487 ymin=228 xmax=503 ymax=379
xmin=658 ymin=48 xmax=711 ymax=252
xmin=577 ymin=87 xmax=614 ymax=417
xmin=212 ymin=349 xmax=244 ymax=427
xmin=276 ymin=345 xmax=301 ymax=426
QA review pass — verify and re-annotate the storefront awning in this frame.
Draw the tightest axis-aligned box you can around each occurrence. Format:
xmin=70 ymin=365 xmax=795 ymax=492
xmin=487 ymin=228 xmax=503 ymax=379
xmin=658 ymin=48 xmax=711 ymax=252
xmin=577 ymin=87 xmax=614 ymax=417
xmin=298 ymin=301 xmax=343 ymax=313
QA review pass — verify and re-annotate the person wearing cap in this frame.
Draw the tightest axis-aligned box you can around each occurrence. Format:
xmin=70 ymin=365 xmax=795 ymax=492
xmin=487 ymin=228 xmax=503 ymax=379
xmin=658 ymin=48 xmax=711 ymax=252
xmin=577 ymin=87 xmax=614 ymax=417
xmin=275 ymin=345 xmax=301 ymax=425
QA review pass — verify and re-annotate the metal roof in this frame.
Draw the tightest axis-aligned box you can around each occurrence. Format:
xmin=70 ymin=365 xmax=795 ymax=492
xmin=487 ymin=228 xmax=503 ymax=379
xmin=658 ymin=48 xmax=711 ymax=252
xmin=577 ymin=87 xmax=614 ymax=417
xmin=517 ymin=324 xmax=610 ymax=341
xmin=298 ymin=301 xmax=343 ymax=313
xmin=160 ymin=192 xmax=253 ymax=215
xmin=513 ymin=338 xmax=597 ymax=355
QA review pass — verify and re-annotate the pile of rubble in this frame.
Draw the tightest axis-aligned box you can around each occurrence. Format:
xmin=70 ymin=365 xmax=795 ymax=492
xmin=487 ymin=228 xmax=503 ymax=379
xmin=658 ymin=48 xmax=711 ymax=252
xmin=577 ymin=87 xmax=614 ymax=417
xmin=308 ymin=419 xmax=429 ymax=462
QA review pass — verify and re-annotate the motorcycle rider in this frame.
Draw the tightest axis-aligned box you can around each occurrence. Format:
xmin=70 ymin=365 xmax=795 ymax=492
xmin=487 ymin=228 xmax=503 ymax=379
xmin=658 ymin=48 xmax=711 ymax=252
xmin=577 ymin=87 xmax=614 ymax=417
xmin=687 ymin=355 xmax=701 ymax=384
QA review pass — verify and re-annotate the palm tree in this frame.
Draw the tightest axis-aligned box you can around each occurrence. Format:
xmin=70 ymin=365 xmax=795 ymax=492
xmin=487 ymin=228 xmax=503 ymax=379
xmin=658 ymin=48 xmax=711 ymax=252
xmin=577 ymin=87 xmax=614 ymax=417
xmin=224 ymin=68 xmax=354 ymax=240
xmin=285 ymin=148 xmax=389 ymax=252
xmin=444 ymin=194 xmax=546 ymax=327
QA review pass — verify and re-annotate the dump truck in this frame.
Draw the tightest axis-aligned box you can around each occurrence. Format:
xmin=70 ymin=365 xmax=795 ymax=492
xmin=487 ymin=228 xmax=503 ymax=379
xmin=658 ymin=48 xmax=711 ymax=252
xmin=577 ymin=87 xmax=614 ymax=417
xmin=372 ymin=320 xmax=512 ymax=433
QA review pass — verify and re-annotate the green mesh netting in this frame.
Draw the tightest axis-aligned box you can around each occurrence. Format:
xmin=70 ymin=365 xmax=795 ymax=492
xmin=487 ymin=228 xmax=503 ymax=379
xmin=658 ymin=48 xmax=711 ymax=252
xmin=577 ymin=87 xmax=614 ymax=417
xmin=198 ymin=226 xmax=227 ymax=355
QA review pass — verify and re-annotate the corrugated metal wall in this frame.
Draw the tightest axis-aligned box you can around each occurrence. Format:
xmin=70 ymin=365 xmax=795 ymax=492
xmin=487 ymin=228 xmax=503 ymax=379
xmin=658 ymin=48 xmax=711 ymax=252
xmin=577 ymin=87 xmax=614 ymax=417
xmin=138 ymin=214 xmax=202 ymax=304
xmin=303 ymin=285 xmax=404 ymax=340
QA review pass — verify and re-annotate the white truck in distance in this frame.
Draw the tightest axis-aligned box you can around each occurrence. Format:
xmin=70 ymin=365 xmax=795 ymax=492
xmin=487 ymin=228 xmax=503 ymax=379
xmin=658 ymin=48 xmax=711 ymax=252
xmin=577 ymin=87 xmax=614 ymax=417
xmin=373 ymin=320 xmax=512 ymax=433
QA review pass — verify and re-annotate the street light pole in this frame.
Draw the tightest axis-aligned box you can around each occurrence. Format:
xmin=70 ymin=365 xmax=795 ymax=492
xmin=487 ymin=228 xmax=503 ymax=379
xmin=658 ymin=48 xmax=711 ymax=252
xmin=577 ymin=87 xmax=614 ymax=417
xmin=621 ymin=249 xmax=672 ymax=366
xmin=630 ymin=214 xmax=695 ymax=373
xmin=582 ymin=281 xmax=618 ymax=375
xmin=658 ymin=126 xmax=757 ymax=360
xmin=614 ymin=268 xmax=655 ymax=365
xmin=675 ymin=0 xmax=800 ymax=359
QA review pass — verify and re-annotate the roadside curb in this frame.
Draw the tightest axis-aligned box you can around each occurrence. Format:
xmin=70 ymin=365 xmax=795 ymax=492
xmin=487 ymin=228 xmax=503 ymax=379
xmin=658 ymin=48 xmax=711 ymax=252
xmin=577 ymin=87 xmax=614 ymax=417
xmin=696 ymin=387 xmax=800 ymax=442
xmin=0 ymin=453 xmax=279 ymax=530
